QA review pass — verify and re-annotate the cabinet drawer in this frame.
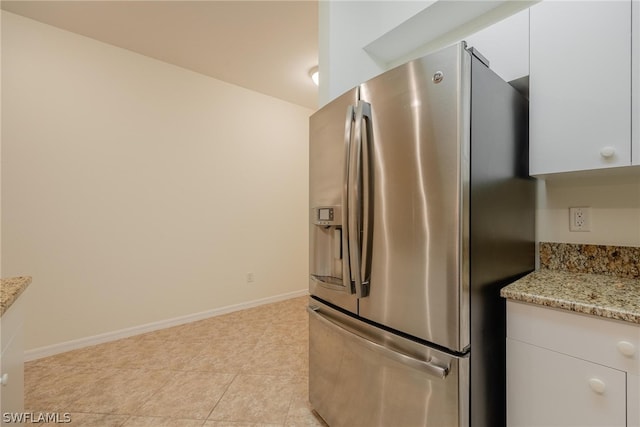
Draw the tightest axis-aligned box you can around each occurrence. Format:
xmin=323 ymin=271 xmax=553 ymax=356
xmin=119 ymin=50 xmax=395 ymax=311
xmin=507 ymin=338 xmax=626 ymax=427
xmin=507 ymin=301 xmax=640 ymax=374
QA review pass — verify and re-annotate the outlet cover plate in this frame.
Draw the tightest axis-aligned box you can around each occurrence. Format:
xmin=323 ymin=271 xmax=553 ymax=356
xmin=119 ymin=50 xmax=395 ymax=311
xmin=569 ymin=207 xmax=591 ymax=232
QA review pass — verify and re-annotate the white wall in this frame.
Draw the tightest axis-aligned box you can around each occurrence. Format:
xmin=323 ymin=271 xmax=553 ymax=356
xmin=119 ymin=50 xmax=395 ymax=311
xmin=1 ymin=12 xmax=312 ymax=351
xmin=536 ymin=175 xmax=640 ymax=246
xmin=0 ymin=11 xmax=3 ymax=281
xmin=318 ymin=1 xmax=430 ymax=105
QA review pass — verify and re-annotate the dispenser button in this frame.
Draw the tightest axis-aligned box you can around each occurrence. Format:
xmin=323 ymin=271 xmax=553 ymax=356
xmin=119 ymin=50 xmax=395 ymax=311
xmin=319 ymin=208 xmax=332 ymax=221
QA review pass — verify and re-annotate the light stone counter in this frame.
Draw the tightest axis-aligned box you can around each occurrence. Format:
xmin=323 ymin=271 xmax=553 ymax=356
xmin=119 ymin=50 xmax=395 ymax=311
xmin=501 ymin=269 xmax=640 ymax=324
xmin=1 ymin=276 xmax=32 ymax=317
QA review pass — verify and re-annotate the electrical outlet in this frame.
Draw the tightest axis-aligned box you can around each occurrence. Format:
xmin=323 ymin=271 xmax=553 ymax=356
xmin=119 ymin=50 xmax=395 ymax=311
xmin=569 ymin=207 xmax=591 ymax=232
xmin=246 ymin=272 xmax=255 ymax=284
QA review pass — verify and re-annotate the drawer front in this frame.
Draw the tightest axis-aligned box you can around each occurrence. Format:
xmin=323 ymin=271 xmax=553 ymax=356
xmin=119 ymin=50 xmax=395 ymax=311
xmin=507 ymin=338 xmax=627 ymax=427
xmin=507 ymin=301 xmax=640 ymax=374
xmin=309 ymin=299 xmax=468 ymax=427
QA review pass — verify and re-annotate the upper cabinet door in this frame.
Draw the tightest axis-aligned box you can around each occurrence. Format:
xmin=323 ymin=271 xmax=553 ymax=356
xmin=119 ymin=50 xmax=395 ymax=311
xmin=529 ymin=0 xmax=631 ymax=176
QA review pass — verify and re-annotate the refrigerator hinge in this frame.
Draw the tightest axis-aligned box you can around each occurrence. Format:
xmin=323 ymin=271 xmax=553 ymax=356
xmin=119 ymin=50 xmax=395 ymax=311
xmin=465 ymin=44 xmax=490 ymax=68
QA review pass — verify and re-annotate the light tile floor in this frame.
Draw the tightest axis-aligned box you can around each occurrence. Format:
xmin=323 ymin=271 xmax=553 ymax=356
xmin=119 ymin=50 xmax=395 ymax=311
xmin=24 ymin=296 xmax=328 ymax=426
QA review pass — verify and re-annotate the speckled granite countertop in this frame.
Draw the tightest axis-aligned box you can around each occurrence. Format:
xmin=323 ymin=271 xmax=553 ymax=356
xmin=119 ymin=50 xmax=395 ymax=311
xmin=1 ymin=276 xmax=32 ymax=317
xmin=501 ymin=269 xmax=640 ymax=324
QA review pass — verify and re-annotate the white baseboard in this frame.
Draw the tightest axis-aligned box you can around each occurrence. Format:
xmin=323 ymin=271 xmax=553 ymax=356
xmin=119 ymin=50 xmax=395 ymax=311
xmin=24 ymin=289 xmax=309 ymax=362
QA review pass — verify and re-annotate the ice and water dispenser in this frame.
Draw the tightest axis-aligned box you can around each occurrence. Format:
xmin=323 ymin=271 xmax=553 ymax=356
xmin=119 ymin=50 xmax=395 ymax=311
xmin=310 ymin=206 xmax=343 ymax=288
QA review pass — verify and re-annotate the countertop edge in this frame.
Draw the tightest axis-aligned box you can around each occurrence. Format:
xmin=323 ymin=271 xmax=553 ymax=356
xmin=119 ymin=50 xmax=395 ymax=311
xmin=501 ymin=270 xmax=640 ymax=325
xmin=1 ymin=276 xmax=32 ymax=317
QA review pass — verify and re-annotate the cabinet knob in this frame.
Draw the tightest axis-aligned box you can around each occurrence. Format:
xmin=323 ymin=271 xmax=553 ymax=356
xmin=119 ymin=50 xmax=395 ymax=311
xmin=600 ymin=146 xmax=616 ymax=158
xmin=617 ymin=340 xmax=636 ymax=357
xmin=588 ymin=378 xmax=606 ymax=394
xmin=1 ymin=373 xmax=8 ymax=386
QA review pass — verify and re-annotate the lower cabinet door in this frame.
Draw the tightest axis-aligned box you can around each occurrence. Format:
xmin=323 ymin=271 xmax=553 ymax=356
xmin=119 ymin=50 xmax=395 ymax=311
xmin=507 ymin=338 xmax=626 ymax=427
xmin=629 ymin=372 xmax=640 ymax=427
xmin=1 ymin=301 xmax=25 ymax=426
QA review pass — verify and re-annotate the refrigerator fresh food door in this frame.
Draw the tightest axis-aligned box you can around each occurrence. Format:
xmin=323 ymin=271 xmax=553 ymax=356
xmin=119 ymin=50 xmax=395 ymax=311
xmin=308 ymin=297 xmax=469 ymax=427
xmin=357 ymin=43 xmax=471 ymax=352
xmin=309 ymin=88 xmax=359 ymax=314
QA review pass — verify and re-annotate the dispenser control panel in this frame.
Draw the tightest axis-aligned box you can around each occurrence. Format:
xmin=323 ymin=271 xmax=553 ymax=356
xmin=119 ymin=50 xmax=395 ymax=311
xmin=313 ymin=206 xmax=341 ymax=226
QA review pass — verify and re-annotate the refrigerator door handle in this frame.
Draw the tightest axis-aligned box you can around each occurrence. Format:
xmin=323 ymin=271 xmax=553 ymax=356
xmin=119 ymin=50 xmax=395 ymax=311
xmin=307 ymin=305 xmax=450 ymax=380
xmin=342 ymin=105 xmax=355 ymax=294
xmin=347 ymin=103 xmax=362 ymax=297
xmin=351 ymin=100 xmax=372 ymax=298
xmin=356 ymin=100 xmax=372 ymax=295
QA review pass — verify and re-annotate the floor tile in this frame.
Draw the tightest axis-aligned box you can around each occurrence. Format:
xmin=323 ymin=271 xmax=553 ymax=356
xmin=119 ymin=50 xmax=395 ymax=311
xmin=70 ymin=368 xmax=169 ymax=414
xmin=242 ymin=343 xmax=308 ymax=377
xmin=122 ymin=416 xmax=205 ymax=426
xmin=203 ymin=421 xmax=281 ymax=427
xmin=33 ymin=412 xmax=129 ymax=427
xmin=136 ymin=371 xmax=234 ymax=419
xmin=184 ymin=338 xmax=256 ymax=374
xmin=23 ymin=296 xmax=316 ymax=425
xmin=107 ymin=336 xmax=207 ymax=370
xmin=257 ymin=321 xmax=308 ymax=347
xmin=284 ymin=377 xmax=328 ymax=427
xmin=207 ymin=374 xmax=297 ymax=424
xmin=138 ymin=318 xmax=264 ymax=344
xmin=39 ymin=340 xmax=128 ymax=369
xmin=24 ymin=364 xmax=104 ymax=411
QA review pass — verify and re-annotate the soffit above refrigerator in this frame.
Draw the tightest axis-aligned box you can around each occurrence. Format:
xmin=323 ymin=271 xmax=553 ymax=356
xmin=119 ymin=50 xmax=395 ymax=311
xmin=364 ymin=0 xmax=538 ymax=67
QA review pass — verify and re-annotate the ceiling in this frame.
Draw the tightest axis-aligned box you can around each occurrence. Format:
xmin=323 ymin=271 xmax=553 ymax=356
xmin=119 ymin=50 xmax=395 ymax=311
xmin=1 ymin=0 xmax=319 ymax=110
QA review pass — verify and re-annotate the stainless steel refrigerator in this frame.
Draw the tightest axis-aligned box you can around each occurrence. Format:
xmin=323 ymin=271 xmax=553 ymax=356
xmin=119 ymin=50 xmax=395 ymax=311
xmin=308 ymin=42 xmax=535 ymax=427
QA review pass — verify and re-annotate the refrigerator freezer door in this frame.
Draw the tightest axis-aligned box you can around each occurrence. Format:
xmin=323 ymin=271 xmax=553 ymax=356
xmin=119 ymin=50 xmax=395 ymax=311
xmin=308 ymin=298 xmax=469 ymax=427
xmin=309 ymin=88 xmax=359 ymax=314
xmin=357 ymin=44 xmax=471 ymax=352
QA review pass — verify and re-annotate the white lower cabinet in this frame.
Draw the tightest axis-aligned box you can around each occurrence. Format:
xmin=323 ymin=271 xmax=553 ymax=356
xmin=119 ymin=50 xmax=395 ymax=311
xmin=1 ymin=297 xmax=25 ymax=426
xmin=507 ymin=338 xmax=626 ymax=426
xmin=506 ymin=301 xmax=640 ymax=427
xmin=630 ymin=372 xmax=640 ymax=427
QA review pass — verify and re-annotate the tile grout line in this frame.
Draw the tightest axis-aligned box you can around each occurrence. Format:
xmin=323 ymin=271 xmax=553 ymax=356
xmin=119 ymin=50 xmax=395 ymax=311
xmin=202 ymin=371 xmax=240 ymax=423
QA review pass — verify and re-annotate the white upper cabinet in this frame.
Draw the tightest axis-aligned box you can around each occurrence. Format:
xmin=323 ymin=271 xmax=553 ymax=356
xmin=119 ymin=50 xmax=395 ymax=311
xmin=465 ymin=9 xmax=529 ymax=84
xmin=529 ymin=0 xmax=632 ymax=176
